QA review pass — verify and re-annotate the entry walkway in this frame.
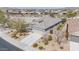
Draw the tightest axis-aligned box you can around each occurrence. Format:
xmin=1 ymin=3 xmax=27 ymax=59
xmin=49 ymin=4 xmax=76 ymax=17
xmin=21 ymin=30 xmax=44 ymax=47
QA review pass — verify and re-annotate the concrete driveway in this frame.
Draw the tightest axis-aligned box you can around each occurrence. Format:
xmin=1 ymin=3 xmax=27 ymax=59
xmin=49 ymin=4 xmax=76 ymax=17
xmin=70 ymin=32 xmax=79 ymax=51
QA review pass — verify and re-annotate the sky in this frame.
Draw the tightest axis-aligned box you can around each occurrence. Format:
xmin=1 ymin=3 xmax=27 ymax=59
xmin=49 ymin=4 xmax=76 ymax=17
xmin=0 ymin=0 xmax=78 ymax=7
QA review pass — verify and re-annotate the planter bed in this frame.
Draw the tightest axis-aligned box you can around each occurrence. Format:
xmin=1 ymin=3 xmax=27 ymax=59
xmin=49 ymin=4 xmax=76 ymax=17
xmin=32 ymin=34 xmax=69 ymax=51
xmin=0 ymin=28 xmax=31 ymax=41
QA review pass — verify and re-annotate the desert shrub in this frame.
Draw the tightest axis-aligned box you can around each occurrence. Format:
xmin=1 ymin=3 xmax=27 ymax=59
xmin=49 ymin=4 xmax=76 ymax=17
xmin=38 ymin=46 xmax=44 ymax=50
xmin=50 ymin=30 xmax=53 ymax=34
xmin=67 ymin=11 xmax=77 ymax=18
xmin=44 ymin=41 xmax=48 ymax=45
xmin=49 ymin=13 xmax=55 ymax=17
xmin=57 ymin=23 xmax=65 ymax=30
xmin=33 ymin=43 xmax=38 ymax=47
xmin=48 ymin=35 xmax=52 ymax=41
xmin=60 ymin=46 xmax=64 ymax=49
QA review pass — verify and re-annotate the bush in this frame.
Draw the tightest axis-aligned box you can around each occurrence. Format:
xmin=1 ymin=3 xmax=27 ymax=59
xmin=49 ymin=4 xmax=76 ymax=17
xmin=44 ymin=12 xmax=49 ymax=15
xmin=50 ymin=13 xmax=55 ymax=17
xmin=38 ymin=46 xmax=44 ymax=50
xmin=62 ymin=18 xmax=66 ymax=24
xmin=44 ymin=41 xmax=48 ymax=45
xmin=50 ymin=30 xmax=53 ymax=34
xmin=44 ymin=39 xmax=49 ymax=45
xmin=33 ymin=43 xmax=38 ymax=47
xmin=48 ymin=35 xmax=52 ymax=41
xmin=67 ymin=11 xmax=77 ymax=18
xmin=60 ymin=46 xmax=64 ymax=49
xmin=57 ymin=23 xmax=65 ymax=30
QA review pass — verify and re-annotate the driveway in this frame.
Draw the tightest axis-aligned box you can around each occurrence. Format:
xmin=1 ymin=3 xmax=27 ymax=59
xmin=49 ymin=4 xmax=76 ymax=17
xmin=70 ymin=32 xmax=79 ymax=43
xmin=70 ymin=32 xmax=79 ymax=51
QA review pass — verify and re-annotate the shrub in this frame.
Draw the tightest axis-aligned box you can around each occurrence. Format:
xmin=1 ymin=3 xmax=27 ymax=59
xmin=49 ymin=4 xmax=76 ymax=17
xmin=60 ymin=46 xmax=64 ymax=49
xmin=62 ymin=18 xmax=66 ymax=24
xmin=33 ymin=43 xmax=38 ymax=47
xmin=48 ymin=35 xmax=52 ymax=41
xmin=44 ymin=41 xmax=48 ymax=45
xmin=50 ymin=30 xmax=53 ymax=34
xmin=57 ymin=23 xmax=65 ymax=30
xmin=50 ymin=13 xmax=55 ymax=17
xmin=38 ymin=46 xmax=44 ymax=50
xmin=67 ymin=11 xmax=77 ymax=18
xmin=42 ymin=38 xmax=48 ymax=45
